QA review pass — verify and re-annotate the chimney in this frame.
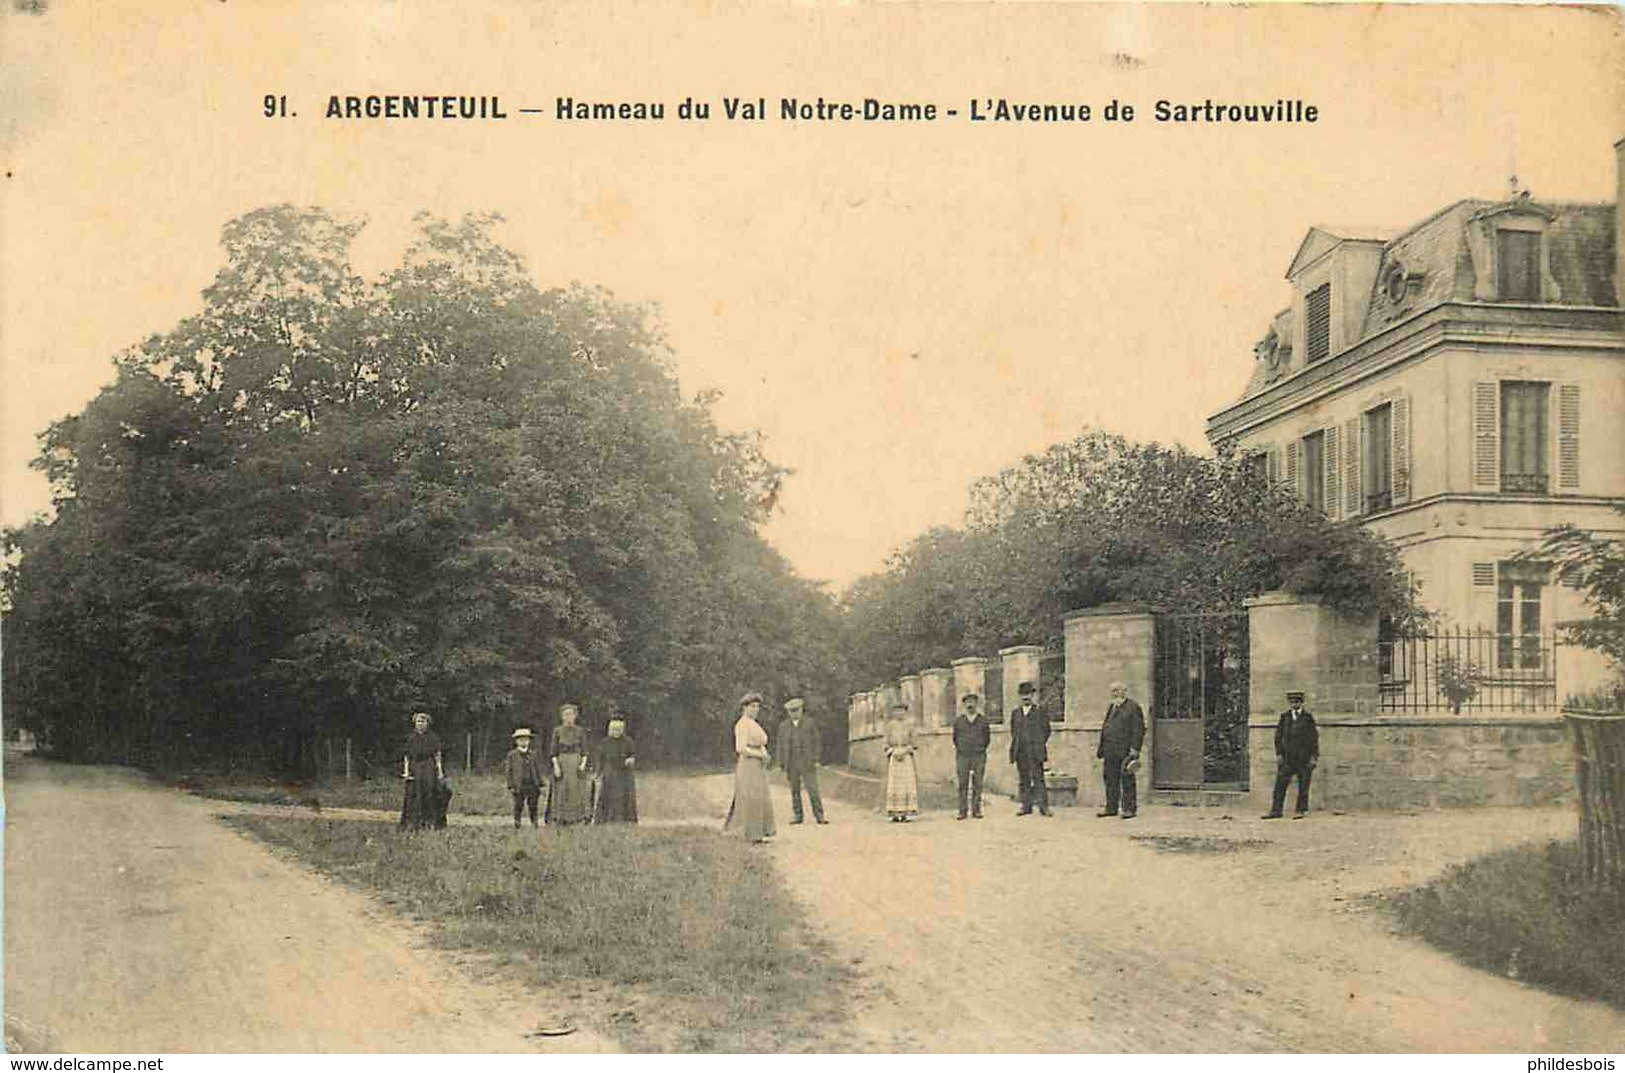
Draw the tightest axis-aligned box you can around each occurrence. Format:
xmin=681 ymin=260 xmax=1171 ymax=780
xmin=1617 ymin=137 xmax=1625 ymax=307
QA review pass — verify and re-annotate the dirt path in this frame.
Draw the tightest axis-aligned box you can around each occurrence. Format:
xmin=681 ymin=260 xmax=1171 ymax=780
xmin=761 ymin=775 xmax=1625 ymax=1052
xmin=3 ymin=755 xmax=614 ymax=1053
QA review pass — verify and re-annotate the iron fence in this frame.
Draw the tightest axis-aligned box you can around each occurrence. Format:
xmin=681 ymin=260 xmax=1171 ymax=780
xmin=1377 ymin=629 xmax=1560 ymax=712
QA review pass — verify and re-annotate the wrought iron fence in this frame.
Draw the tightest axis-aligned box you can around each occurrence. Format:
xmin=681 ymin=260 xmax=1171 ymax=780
xmin=1153 ymin=611 xmax=1250 ymax=785
xmin=1377 ymin=629 xmax=1560 ymax=712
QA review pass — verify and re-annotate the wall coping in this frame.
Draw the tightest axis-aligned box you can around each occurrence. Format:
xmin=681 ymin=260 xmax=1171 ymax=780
xmin=1061 ymin=602 xmax=1161 ymax=621
xmin=899 ymin=674 xmax=920 ymax=684
xmin=1247 ymin=711 xmax=1567 ymax=730
xmin=921 ymin=667 xmax=952 ymax=677
xmin=1242 ymin=591 xmax=1319 ymax=609
xmin=1563 ymin=708 xmax=1625 ymax=722
xmin=951 ymin=656 xmax=989 ymax=668
xmin=998 ymin=644 xmax=1046 ymax=656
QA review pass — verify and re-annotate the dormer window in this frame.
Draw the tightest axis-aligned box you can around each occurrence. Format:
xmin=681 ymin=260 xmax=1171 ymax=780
xmin=1497 ymin=230 xmax=1540 ymax=301
xmin=1304 ymin=283 xmax=1331 ymax=364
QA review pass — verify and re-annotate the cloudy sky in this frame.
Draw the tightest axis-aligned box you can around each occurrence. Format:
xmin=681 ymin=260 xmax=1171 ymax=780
xmin=3 ymin=2 xmax=1620 ymax=588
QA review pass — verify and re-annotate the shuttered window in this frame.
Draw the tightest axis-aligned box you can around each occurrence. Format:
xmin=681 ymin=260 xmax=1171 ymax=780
xmin=1304 ymin=283 xmax=1331 ymax=363
xmin=1501 ymin=381 xmax=1549 ymax=493
xmin=1342 ymin=416 xmax=1361 ymax=517
xmin=1497 ymin=230 xmax=1540 ymax=302
xmin=1472 ymin=382 xmax=1500 ymax=489
xmin=1363 ymin=404 xmax=1392 ymax=512
xmin=1302 ymin=430 xmax=1326 ymax=513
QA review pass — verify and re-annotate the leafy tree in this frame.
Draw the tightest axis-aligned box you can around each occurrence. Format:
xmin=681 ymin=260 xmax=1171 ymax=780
xmin=841 ymin=429 xmax=1423 ymax=687
xmin=3 ymin=205 xmax=840 ymax=773
xmin=1532 ymin=506 xmax=1625 ymax=669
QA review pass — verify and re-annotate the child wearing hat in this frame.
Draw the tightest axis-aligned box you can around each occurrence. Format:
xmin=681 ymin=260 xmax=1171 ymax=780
xmin=504 ymin=727 xmax=546 ymax=829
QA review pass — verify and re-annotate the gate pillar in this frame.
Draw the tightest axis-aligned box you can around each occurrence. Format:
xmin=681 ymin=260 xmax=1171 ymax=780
xmin=1062 ymin=603 xmax=1160 ymax=807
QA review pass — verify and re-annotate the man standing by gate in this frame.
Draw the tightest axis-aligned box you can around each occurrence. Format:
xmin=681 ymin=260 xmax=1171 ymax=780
xmin=776 ymin=696 xmax=828 ymax=825
xmin=1008 ymin=681 xmax=1051 ymax=816
xmin=1097 ymin=682 xmax=1146 ymax=819
xmin=1263 ymin=690 xmax=1318 ymax=819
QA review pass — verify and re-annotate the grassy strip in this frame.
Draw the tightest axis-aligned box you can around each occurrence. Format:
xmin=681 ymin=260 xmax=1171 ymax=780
xmin=226 ymin=814 xmax=852 ymax=1051
xmin=1387 ymin=839 xmax=1625 ymax=1010
xmin=186 ymin=769 xmax=730 ymax=820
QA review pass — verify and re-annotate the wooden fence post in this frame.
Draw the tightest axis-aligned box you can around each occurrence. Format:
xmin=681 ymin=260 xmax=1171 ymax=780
xmin=466 ymin=732 xmax=473 ymax=774
xmin=1566 ymin=709 xmax=1625 ymax=886
xmin=344 ymin=738 xmax=352 ymax=782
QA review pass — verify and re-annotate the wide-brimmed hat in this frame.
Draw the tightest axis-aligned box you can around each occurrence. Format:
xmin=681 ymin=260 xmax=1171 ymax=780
xmin=784 ymin=697 xmax=805 ymax=712
xmin=512 ymin=727 xmax=533 ymax=740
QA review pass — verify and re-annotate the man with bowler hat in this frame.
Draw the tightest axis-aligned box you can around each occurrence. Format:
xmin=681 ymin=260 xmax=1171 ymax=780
xmin=951 ymin=691 xmax=992 ymax=819
xmin=1264 ymin=690 xmax=1319 ymax=819
xmin=1096 ymin=681 xmax=1146 ymax=819
xmin=1008 ymin=681 xmax=1051 ymax=816
xmin=775 ymin=696 xmax=828 ymax=825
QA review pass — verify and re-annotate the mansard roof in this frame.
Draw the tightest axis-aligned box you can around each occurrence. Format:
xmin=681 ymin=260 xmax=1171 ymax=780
xmin=1238 ymin=196 xmax=1618 ymax=403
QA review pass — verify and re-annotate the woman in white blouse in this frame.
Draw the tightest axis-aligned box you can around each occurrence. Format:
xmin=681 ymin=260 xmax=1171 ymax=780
xmin=723 ymin=691 xmax=776 ymax=844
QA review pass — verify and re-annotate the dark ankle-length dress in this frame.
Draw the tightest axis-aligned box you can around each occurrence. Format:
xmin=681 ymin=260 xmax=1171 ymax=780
xmin=593 ymin=734 xmax=638 ymax=824
xmin=546 ymin=722 xmax=592 ymax=825
xmin=399 ymin=728 xmax=444 ymax=831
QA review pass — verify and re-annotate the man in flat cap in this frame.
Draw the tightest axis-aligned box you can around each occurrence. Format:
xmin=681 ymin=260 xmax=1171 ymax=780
xmin=1264 ymin=690 xmax=1319 ymax=819
xmin=951 ymin=691 xmax=992 ymax=819
xmin=775 ymin=696 xmax=827 ymax=825
xmin=1008 ymin=680 xmax=1052 ymax=816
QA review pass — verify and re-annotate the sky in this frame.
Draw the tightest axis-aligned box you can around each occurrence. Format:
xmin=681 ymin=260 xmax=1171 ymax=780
xmin=2 ymin=2 xmax=1621 ymax=589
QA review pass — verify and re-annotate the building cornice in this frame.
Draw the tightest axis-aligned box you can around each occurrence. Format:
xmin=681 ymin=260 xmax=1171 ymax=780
xmin=1208 ymin=302 xmax=1624 ymax=444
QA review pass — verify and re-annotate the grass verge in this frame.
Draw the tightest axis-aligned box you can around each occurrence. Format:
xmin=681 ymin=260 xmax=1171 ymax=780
xmin=186 ymin=769 xmax=730 ymax=820
xmin=224 ymin=814 xmax=851 ymax=1051
xmin=1386 ymin=839 xmax=1625 ymax=1010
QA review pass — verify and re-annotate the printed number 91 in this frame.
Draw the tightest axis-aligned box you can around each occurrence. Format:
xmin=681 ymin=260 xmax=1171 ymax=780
xmin=264 ymin=95 xmax=290 ymax=118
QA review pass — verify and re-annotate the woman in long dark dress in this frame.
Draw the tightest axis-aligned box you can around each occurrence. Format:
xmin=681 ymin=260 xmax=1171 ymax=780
xmin=592 ymin=715 xmax=638 ymax=823
xmin=399 ymin=711 xmax=445 ymax=831
xmin=546 ymin=703 xmax=592 ymax=826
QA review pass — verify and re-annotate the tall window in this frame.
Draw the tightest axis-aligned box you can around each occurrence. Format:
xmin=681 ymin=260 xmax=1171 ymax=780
xmin=1304 ymin=283 xmax=1331 ymax=364
xmin=1501 ymin=381 xmax=1549 ymax=493
xmin=1497 ymin=230 xmax=1541 ymax=302
xmin=1496 ymin=561 xmax=1547 ymax=671
xmin=1243 ymin=451 xmax=1269 ymax=486
xmin=1364 ymin=403 xmax=1392 ymax=512
xmin=1302 ymin=430 xmax=1325 ymax=513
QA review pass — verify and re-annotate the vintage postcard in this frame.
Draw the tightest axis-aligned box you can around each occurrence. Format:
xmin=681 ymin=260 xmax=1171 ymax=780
xmin=3 ymin=0 xmax=1623 ymax=1060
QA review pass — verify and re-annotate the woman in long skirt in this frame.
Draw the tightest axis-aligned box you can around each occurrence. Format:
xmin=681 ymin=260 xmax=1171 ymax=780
xmin=883 ymin=702 xmax=920 ymax=822
xmin=399 ymin=711 xmax=445 ymax=831
xmin=724 ymin=692 xmax=776 ymax=843
xmin=593 ymin=715 xmax=638 ymax=823
xmin=546 ymin=703 xmax=592 ymax=826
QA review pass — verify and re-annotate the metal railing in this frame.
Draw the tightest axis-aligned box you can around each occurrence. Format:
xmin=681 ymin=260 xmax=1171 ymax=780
xmin=1377 ymin=629 xmax=1560 ymax=712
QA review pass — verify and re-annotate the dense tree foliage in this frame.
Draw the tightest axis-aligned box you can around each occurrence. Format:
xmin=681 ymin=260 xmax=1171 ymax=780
xmin=840 ymin=430 xmax=1423 ymax=687
xmin=1533 ymin=507 xmax=1625 ymax=671
xmin=2 ymin=206 xmax=845 ymax=772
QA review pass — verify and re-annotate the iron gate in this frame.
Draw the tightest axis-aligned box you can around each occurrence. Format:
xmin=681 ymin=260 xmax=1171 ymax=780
xmin=1153 ymin=611 xmax=1250 ymax=789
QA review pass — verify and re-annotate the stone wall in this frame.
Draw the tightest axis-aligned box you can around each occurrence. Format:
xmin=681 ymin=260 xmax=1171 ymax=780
xmin=1247 ymin=711 xmax=1574 ymax=811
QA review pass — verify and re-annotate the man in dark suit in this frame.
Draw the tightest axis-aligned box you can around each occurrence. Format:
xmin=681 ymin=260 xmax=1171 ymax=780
xmin=951 ymin=691 xmax=992 ymax=820
xmin=1096 ymin=681 xmax=1146 ymax=819
xmin=1008 ymin=680 xmax=1051 ymax=816
xmin=1264 ymin=690 xmax=1319 ymax=819
xmin=775 ymin=696 xmax=828 ymax=825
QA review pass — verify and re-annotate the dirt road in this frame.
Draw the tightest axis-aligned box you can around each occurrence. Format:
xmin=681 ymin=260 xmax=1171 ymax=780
xmin=3 ymin=755 xmax=613 ymax=1053
xmin=761 ymin=778 xmax=1625 ymax=1052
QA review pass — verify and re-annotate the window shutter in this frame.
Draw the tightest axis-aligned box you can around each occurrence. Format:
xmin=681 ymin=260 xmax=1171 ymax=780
xmin=1322 ymin=425 xmax=1341 ymax=519
xmin=1471 ymin=382 xmax=1499 ymax=490
xmin=1558 ymin=383 xmax=1580 ymax=490
xmin=1343 ymin=416 xmax=1362 ymax=517
xmin=1391 ymin=395 xmax=1411 ymax=504
xmin=1471 ymin=562 xmax=1496 ymax=587
xmin=1267 ymin=447 xmax=1280 ymax=487
xmin=1285 ymin=440 xmax=1300 ymax=500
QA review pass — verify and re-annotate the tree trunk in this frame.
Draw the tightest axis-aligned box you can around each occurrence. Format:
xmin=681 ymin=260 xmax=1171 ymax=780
xmin=1567 ymin=710 xmax=1625 ymax=886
